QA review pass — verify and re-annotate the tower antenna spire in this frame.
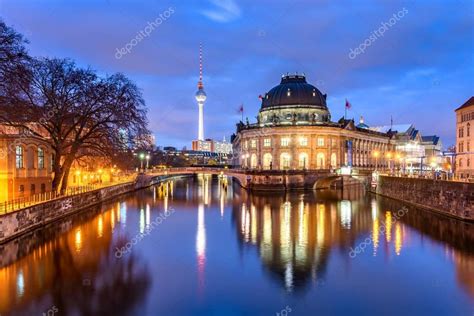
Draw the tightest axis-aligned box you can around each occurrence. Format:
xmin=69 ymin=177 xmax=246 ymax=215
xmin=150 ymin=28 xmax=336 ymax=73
xmin=198 ymin=43 xmax=204 ymax=89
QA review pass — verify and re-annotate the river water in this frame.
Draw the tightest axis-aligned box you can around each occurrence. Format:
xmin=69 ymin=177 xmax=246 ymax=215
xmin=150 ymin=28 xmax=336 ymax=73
xmin=0 ymin=175 xmax=473 ymax=316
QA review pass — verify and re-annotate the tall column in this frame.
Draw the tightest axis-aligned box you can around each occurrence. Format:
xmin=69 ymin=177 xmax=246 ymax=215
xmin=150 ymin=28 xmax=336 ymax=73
xmin=198 ymin=103 xmax=204 ymax=141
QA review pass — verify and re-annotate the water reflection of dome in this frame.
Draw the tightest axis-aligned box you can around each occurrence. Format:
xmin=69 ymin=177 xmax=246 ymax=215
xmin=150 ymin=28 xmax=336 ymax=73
xmin=232 ymin=192 xmax=373 ymax=292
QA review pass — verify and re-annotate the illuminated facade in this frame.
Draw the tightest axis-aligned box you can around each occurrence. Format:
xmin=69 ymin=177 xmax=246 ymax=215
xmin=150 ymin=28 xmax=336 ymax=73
xmin=0 ymin=125 xmax=53 ymax=202
xmin=192 ymin=138 xmax=232 ymax=154
xmin=455 ymin=96 xmax=474 ymax=179
xmin=232 ymin=74 xmax=392 ymax=170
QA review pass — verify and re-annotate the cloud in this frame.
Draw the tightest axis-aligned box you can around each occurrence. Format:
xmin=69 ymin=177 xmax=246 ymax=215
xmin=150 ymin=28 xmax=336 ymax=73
xmin=201 ymin=0 xmax=241 ymax=23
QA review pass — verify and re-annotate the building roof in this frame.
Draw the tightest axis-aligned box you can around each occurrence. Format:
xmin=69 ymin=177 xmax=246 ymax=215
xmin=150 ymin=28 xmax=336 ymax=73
xmin=421 ymin=135 xmax=440 ymax=145
xmin=260 ymin=74 xmax=327 ymax=110
xmin=369 ymin=124 xmax=413 ymax=134
xmin=455 ymin=96 xmax=474 ymax=111
xmin=356 ymin=122 xmax=370 ymax=129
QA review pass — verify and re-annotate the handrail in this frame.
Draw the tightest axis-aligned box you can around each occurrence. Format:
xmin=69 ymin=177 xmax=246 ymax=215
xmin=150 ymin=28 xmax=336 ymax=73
xmin=0 ymin=175 xmax=137 ymax=215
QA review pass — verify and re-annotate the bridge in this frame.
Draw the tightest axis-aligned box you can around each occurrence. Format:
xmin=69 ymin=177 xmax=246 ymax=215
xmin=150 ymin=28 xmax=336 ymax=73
xmin=144 ymin=167 xmax=371 ymax=191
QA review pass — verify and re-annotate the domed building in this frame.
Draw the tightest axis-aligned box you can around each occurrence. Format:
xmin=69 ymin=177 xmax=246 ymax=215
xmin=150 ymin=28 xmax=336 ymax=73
xmin=232 ymin=74 xmax=392 ymax=170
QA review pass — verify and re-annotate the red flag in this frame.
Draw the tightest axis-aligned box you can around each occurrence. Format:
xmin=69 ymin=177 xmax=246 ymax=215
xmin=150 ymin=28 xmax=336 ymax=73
xmin=237 ymin=104 xmax=244 ymax=113
xmin=345 ymin=99 xmax=352 ymax=109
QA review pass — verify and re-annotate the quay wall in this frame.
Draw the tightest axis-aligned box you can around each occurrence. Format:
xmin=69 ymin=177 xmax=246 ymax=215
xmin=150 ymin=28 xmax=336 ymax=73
xmin=0 ymin=174 xmax=171 ymax=244
xmin=373 ymin=176 xmax=474 ymax=221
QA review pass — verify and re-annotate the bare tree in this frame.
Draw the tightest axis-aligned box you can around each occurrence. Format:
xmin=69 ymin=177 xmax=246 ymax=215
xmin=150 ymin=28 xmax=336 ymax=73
xmin=0 ymin=19 xmax=31 ymax=100
xmin=0 ymin=44 xmax=149 ymax=193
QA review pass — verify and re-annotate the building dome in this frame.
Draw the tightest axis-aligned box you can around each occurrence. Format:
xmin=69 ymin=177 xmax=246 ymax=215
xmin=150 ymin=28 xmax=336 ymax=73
xmin=261 ymin=74 xmax=327 ymax=110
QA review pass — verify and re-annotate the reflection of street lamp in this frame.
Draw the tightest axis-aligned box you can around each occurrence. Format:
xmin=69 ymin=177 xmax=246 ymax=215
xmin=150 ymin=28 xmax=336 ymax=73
xmin=98 ymin=168 xmax=103 ymax=183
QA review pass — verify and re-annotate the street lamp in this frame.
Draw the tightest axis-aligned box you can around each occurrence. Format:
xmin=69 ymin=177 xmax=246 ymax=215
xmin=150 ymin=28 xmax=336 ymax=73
xmin=139 ymin=153 xmax=145 ymax=171
xmin=373 ymin=151 xmax=380 ymax=171
xmin=146 ymin=154 xmax=150 ymax=171
xmin=386 ymin=152 xmax=393 ymax=174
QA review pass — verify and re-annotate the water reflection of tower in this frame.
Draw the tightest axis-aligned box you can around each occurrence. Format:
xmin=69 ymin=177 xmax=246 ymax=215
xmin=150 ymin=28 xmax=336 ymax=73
xmin=196 ymin=175 xmax=208 ymax=293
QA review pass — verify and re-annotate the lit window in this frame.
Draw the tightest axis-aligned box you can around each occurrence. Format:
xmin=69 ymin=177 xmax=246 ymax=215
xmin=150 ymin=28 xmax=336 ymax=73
xmin=38 ymin=148 xmax=45 ymax=169
xmin=317 ymin=138 xmax=325 ymax=146
xmin=287 ymin=89 xmax=291 ymax=97
xmin=281 ymin=137 xmax=290 ymax=147
xmin=251 ymin=139 xmax=257 ymax=148
xmin=16 ymin=146 xmax=24 ymax=168
xmin=264 ymin=138 xmax=271 ymax=147
xmin=299 ymin=137 xmax=308 ymax=146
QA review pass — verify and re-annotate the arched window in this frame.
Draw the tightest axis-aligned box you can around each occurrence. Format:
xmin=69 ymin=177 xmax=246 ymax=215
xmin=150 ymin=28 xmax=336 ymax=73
xmin=41 ymin=183 xmax=46 ymax=194
xmin=298 ymin=153 xmax=308 ymax=169
xmin=25 ymin=146 xmax=37 ymax=169
xmin=317 ymin=153 xmax=326 ymax=169
xmin=38 ymin=148 xmax=45 ymax=169
xmin=280 ymin=153 xmax=291 ymax=170
xmin=263 ymin=153 xmax=273 ymax=170
xmin=468 ymin=123 xmax=471 ymax=137
xmin=250 ymin=154 xmax=257 ymax=169
xmin=15 ymin=146 xmax=24 ymax=168
xmin=331 ymin=153 xmax=337 ymax=168
xmin=30 ymin=184 xmax=36 ymax=195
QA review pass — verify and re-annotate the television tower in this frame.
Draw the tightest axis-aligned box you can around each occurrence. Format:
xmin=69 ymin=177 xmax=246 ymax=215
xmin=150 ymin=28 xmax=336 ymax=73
xmin=195 ymin=44 xmax=206 ymax=141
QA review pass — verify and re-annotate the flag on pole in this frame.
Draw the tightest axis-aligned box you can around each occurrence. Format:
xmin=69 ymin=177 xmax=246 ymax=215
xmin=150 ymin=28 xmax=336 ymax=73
xmin=345 ymin=99 xmax=352 ymax=109
xmin=344 ymin=99 xmax=352 ymax=120
xmin=237 ymin=104 xmax=244 ymax=121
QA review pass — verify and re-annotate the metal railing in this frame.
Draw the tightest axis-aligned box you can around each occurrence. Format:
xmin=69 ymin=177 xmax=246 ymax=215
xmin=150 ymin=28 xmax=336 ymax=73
xmin=0 ymin=175 xmax=137 ymax=215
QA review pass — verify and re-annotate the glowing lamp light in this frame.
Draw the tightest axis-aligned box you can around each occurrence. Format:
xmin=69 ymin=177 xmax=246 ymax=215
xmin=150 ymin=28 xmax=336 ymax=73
xmin=340 ymin=166 xmax=352 ymax=175
xmin=139 ymin=153 xmax=145 ymax=160
xmin=373 ymin=151 xmax=380 ymax=158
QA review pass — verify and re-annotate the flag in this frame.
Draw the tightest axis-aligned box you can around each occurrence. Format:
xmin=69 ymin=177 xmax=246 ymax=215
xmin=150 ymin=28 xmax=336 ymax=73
xmin=345 ymin=99 xmax=352 ymax=109
xmin=237 ymin=104 xmax=244 ymax=114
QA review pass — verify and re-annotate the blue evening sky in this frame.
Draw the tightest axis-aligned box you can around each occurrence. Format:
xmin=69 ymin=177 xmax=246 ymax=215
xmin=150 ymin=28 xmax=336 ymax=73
xmin=1 ymin=0 xmax=473 ymax=148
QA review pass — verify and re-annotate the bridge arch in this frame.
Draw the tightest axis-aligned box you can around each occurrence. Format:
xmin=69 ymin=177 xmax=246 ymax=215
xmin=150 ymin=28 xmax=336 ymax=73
xmin=148 ymin=168 xmax=248 ymax=189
